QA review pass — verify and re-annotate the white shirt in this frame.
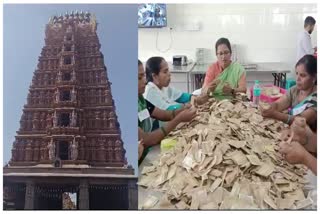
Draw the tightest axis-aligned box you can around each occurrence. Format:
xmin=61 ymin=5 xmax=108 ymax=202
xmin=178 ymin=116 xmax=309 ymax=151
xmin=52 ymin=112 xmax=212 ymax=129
xmin=296 ymin=30 xmax=314 ymax=62
xmin=143 ymin=82 xmax=183 ymax=110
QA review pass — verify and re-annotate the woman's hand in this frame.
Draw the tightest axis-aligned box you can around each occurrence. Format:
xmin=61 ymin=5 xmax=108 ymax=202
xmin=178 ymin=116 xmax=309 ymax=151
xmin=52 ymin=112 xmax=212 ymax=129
xmin=280 ymin=117 xmax=308 ymax=145
xmin=176 ymin=107 xmax=197 ymax=123
xmin=205 ymin=79 xmax=220 ymax=95
xmin=259 ymin=103 xmax=275 ymax=118
xmin=222 ymin=82 xmax=233 ymax=95
xmin=290 ymin=117 xmax=308 ymax=144
xmin=195 ymin=94 xmax=209 ymax=106
xmin=279 ymin=140 xmax=309 ymax=165
xmin=280 ymin=128 xmax=294 ymax=143
xmin=138 ymin=141 xmax=144 ymax=159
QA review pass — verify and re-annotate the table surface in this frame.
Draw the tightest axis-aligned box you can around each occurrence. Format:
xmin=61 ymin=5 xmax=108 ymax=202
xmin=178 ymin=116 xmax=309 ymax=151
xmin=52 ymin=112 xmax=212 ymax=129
xmin=190 ymin=62 xmax=291 ymax=74
xmin=138 ymin=145 xmax=162 ymax=209
xmin=139 ymin=142 xmax=317 ymax=210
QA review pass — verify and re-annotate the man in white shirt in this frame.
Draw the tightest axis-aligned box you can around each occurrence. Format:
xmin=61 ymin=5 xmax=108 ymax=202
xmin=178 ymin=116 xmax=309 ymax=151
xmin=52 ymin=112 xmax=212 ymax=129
xmin=296 ymin=16 xmax=316 ymax=62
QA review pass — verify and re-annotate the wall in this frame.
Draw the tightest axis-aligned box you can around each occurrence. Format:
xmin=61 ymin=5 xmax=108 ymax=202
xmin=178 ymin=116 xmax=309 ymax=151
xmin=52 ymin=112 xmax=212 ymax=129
xmin=139 ymin=4 xmax=317 ymax=77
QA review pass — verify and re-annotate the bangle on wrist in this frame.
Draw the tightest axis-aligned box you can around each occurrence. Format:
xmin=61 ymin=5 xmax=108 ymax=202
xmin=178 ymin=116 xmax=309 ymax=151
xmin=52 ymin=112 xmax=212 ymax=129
xmin=160 ymin=126 xmax=167 ymax=136
xmin=286 ymin=115 xmax=292 ymax=124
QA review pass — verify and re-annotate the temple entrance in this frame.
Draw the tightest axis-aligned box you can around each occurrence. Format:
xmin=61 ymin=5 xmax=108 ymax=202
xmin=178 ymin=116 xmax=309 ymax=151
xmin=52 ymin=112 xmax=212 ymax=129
xmin=89 ymin=184 xmax=128 ymax=210
xmin=4 ymin=176 xmax=136 ymax=210
xmin=34 ymin=184 xmax=78 ymax=210
xmin=35 ymin=192 xmax=62 ymax=210
xmin=62 ymin=192 xmax=77 ymax=209
xmin=56 ymin=141 xmax=69 ymax=160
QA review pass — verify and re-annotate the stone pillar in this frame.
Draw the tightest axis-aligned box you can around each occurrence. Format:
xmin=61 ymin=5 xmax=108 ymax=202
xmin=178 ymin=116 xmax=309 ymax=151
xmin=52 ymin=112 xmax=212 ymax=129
xmin=24 ymin=181 xmax=35 ymax=210
xmin=128 ymin=179 xmax=138 ymax=210
xmin=79 ymin=179 xmax=89 ymax=210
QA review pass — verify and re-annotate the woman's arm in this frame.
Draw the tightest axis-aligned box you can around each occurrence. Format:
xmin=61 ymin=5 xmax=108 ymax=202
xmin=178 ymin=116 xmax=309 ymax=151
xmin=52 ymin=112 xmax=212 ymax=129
xmin=234 ymin=73 xmax=247 ymax=93
xmin=138 ymin=108 xmax=196 ymax=147
xmin=272 ymin=95 xmax=292 ymax=112
xmin=202 ymin=65 xmax=215 ymax=88
xmin=298 ymin=108 xmax=317 ymax=128
xmin=303 ymin=126 xmax=317 ymax=153
xmin=151 ymin=106 xmax=186 ymax=121
xmin=262 ymin=107 xmax=315 ymax=127
xmin=279 ymin=140 xmax=317 ymax=175
xmin=138 ymin=119 xmax=180 ymax=147
xmin=303 ymin=152 xmax=317 ymax=175
xmin=290 ymin=118 xmax=317 ymax=153
xmin=260 ymin=95 xmax=291 ymax=119
xmin=138 ymin=141 xmax=144 ymax=159
xmin=266 ymin=107 xmax=316 ymax=126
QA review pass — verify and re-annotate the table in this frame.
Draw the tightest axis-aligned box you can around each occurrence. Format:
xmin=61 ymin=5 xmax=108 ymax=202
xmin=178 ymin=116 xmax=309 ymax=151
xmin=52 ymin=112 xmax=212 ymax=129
xmin=138 ymin=145 xmax=162 ymax=209
xmin=139 ymin=137 xmax=317 ymax=210
xmin=138 ymin=105 xmax=316 ymax=209
xmin=169 ymin=63 xmax=195 ymax=93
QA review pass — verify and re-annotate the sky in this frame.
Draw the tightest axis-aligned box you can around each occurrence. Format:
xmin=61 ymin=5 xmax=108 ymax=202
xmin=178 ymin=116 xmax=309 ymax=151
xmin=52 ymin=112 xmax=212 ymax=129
xmin=3 ymin=4 xmax=138 ymax=174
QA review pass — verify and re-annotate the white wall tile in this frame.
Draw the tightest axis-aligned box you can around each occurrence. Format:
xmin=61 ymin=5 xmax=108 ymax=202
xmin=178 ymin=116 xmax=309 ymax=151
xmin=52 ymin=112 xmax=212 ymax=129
xmin=139 ymin=3 xmax=317 ymax=73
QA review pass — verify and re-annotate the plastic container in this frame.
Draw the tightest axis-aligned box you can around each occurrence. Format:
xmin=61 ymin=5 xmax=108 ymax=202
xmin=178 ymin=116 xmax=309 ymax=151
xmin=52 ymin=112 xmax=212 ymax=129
xmin=252 ymin=80 xmax=261 ymax=107
xmin=250 ymin=84 xmax=286 ymax=103
xmin=160 ymin=138 xmax=177 ymax=152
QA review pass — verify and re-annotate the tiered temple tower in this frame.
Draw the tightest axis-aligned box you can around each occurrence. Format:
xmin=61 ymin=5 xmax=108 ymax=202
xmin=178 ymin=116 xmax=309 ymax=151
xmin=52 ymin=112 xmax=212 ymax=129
xmin=11 ymin=11 xmax=126 ymax=166
xmin=4 ymin=11 xmax=137 ymax=210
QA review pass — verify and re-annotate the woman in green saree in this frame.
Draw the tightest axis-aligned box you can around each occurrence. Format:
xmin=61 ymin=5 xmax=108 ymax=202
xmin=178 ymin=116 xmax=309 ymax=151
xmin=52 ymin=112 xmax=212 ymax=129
xmin=138 ymin=60 xmax=196 ymax=163
xmin=202 ymin=38 xmax=247 ymax=99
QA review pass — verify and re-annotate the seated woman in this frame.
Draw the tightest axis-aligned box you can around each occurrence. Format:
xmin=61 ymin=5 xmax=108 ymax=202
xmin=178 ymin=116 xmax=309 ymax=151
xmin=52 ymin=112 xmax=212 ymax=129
xmin=261 ymin=55 xmax=317 ymax=130
xmin=143 ymin=57 xmax=209 ymax=111
xmin=138 ymin=60 xmax=196 ymax=164
xmin=202 ymin=37 xmax=247 ymax=98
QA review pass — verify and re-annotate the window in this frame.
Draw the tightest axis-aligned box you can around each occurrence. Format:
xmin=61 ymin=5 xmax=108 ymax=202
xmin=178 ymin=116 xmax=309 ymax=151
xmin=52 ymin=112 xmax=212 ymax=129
xmin=64 ymin=57 xmax=72 ymax=65
xmin=57 ymin=141 xmax=69 ymax=160
xmin=66 ymin=35 xmax=72 ymax=41
xmin=65 ymin=45 xmax=72 ymax=52
xmin=63 ymin=73 xmax=71 ymax=81
xmin=59 ymin=113 xmax=70 ymax=126
xmin=61 ymin=91 xmax=71 ymax=101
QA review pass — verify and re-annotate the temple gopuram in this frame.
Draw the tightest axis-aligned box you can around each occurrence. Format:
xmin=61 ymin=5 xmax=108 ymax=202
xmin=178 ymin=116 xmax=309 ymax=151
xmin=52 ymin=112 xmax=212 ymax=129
xmin=3 ymin=11 xmax=137 ymax=210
